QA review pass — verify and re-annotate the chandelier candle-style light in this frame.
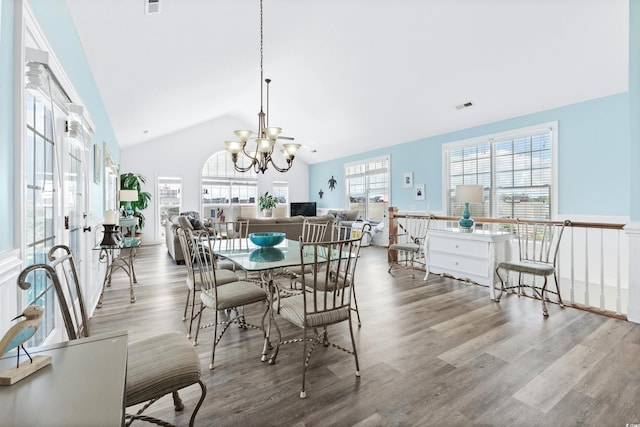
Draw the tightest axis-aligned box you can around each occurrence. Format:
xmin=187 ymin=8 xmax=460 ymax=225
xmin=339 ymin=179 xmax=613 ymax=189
xmin=224 ymin=0 xmax=301 ymax=174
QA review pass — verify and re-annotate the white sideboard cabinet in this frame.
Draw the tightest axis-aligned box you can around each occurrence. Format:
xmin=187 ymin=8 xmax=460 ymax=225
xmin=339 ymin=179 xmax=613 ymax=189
xmin=425 ymin=228 xmax=512 ymax=300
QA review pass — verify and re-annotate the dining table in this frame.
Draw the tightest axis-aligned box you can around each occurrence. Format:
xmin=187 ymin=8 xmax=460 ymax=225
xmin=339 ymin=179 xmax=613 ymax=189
xmin=212 ymin=238 xmax=330 ymax=362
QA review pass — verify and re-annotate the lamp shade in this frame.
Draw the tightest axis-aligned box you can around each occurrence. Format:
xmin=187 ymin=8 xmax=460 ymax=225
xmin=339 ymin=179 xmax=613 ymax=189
xmin=120 ymin=189 xmax=138 ymax=202
xmin=455 ymin=185 xmax=483 ymax=204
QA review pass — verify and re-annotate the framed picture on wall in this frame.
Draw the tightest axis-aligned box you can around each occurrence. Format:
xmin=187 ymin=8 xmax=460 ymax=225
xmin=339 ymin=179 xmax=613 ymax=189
xmin=93 ymin=144 xmax=101 ymax=184
xmin=403 ymin=172 xmax=413 ymax=188
xmin=414 ymin=184 xmax=425 ymax=200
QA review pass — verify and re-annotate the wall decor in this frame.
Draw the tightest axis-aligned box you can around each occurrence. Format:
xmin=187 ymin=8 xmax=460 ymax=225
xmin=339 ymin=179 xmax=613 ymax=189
xmin=93 ymin=144 xmax=101 ymax=184
xmin=414 ymin=184 xmax=425 ymax=200
xmin=403 ymin=172 xmax=413 ymax=188
xmin=319 ymin=189 xmax=324 ymax=199
xmin=328 ymin=175 xmax=337 ymax=191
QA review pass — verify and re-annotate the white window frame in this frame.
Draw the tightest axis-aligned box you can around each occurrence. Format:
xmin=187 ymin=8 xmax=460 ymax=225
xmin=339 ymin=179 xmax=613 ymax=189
xmin=158 ymin=176 xmax=182 ymax=238
xmin=201 ymin=151 xmax=258 ymax=220
xmin=344 ymin=155 xmax=390 ymax=221
xmin=7 ymin=2 xmax=96 ymax=346
xmin=442 ymin=122 xmax=558 ymax=220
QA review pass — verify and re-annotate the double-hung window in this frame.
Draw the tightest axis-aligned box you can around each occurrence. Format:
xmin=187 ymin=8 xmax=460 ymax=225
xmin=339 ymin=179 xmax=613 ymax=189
xmin=345 ymin=156 xmax=389 ymax=221
xmin=445 ymin=122 xmax=557 ymax=220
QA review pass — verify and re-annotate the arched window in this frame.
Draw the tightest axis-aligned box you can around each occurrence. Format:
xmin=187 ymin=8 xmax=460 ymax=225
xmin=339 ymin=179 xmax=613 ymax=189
xmin=201 ymin=151 xmax=258 ymax=221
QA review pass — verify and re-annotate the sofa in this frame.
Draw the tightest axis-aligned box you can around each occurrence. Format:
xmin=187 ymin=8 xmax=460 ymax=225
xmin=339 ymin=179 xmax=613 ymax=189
xmin=165 ymin=213 xmax=337 ymax=264
xmin=165 ymin=212 xmax=210 ymax=264
xmin=237 ymin=215 xmax=336 ymax=241
xmin=326 ymin=209 xmax=360 ymax=224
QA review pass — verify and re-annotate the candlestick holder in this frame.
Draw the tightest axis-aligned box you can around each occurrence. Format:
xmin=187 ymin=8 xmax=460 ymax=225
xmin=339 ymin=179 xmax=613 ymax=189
xmin=100 ymin=224 xmax=121 ymax=246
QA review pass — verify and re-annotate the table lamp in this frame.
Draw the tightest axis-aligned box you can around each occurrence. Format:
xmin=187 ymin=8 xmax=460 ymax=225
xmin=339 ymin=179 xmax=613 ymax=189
xmin=455 ymin=185 xmax=483 ymax=230
xmin=120 ymin=190 xmax=138 ymax=217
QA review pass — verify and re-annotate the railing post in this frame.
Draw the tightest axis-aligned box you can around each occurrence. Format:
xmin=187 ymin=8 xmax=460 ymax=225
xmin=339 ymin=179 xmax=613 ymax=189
xmin=388 ymin=207 xmax=398 ymax=264
xmin=625 ymin=223 xmax=640 ymax=323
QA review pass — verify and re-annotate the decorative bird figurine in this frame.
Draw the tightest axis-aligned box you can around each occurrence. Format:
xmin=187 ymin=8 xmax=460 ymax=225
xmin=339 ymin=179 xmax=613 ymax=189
xmin=0 ymin=306 xmax=44 ymax=369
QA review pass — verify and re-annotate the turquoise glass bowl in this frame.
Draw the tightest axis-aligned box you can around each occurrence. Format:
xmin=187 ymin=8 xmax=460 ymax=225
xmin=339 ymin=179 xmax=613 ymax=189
xmin=249 ymin=247 xmax=285 ymax=262
xmin=249 ymin=232 xmax=286 ymax=247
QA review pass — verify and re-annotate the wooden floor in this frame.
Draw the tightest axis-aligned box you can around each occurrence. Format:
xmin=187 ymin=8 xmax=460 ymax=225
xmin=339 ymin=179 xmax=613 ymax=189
xmin=90 ymin=243 xmax=640 ymax=427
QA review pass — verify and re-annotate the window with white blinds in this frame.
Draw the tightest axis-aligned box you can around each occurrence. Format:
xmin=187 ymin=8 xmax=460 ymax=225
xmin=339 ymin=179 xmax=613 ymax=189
xmin=445 ymin=123 xmax=557 ymax=220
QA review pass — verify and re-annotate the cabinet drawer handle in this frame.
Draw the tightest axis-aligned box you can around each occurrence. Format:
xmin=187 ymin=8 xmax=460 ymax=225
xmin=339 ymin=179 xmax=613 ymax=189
xmin=455 ymin=244 xmax=459 ymax=248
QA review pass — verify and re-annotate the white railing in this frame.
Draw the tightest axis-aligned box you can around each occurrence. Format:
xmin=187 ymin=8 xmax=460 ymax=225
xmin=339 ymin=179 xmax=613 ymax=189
xmin=388 ymin=208 xmax=628 ymax=318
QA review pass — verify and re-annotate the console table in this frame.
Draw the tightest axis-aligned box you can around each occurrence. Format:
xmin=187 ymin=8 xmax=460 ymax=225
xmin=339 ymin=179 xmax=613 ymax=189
xmin=425 ymin=228 xmax=511 ymax=300
xmin=94 ymin=237 xmax=140 ymax=308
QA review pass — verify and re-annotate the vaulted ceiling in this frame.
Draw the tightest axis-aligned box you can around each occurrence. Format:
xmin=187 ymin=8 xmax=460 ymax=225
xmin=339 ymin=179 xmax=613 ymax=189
xmin=65 ymin=0 xmax=628 ymax=164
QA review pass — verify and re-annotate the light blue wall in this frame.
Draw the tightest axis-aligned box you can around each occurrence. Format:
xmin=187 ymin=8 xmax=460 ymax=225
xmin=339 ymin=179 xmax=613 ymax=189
xmin=310 ymin=92 xmax=630 ymax=218
xmin=28 ymin=0 xmax=120 ymax=217
xmin=0 ymin=0 xmax=15 ymax=252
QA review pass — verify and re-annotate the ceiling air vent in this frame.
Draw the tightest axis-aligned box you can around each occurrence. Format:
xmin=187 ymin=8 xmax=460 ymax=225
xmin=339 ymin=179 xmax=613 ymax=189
xmin=145 ymin=0 xmax=161 ymax=15
xmin=455 ymin=101 xmax=474 ymax=110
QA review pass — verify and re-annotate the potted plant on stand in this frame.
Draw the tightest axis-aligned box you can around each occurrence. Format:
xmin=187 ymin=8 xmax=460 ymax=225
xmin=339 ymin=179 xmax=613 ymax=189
xmin=120 ymin=172 xmax=152 ymax=239
xmin=258 ymin=192 xmax=278 ymax=218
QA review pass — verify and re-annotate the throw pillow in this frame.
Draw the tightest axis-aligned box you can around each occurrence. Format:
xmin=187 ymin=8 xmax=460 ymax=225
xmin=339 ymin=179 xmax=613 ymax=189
xmin=336 ymin=212 xmax=349 ymax=222
xmin=179 ymin=211 xmax=200 ymax=220
xmin=190 ymin=218 xmax=203 ymax=230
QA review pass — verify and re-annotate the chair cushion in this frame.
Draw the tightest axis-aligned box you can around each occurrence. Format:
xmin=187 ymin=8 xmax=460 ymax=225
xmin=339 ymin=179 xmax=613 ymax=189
xmin=299 ymin=270 xmax=352 ymax=291
xmin=389 ymin=242 xmax=420 ymax=253
xmin=286 ymin=265 xmax=313 ymax=276
xmin=276 ymin=293 xmax=350 ymax=328
xmin=216 ymin=258 xmax=238 ymax=271
xmin=200 ymin=280 xmax=267 ymax=310
xmin=498 ymin=260 xmax=555 ymax=276
xmin=126 ymin=332 xmax=201 ymax=407
xmin=187 ymin=268 xmax=238 ymax=291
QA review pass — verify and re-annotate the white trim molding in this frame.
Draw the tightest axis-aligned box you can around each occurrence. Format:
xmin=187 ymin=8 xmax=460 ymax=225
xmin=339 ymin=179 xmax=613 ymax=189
xmin=0 ymin=249 xmax=25 ymax=334
xmin=624 ymin=221 xmax=640 ymax=323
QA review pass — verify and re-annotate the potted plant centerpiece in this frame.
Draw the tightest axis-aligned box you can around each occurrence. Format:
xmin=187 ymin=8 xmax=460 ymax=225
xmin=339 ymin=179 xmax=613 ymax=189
xmin=120 ymin=172 xmax=152 ymax=238
xmin=259 ymin=191 xmax=278 ymax=217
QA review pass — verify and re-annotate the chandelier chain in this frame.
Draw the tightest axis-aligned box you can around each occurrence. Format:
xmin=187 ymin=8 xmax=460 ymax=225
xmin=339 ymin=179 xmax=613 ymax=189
xmin=224 ymin=0 xmax=300 ymax=174
xmin=260 ymin=0 xmax=264 ymax=108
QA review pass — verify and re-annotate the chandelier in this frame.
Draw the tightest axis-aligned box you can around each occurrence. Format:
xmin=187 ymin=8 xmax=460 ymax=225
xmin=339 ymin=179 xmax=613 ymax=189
xmin=224 ymin=0 xmax=301 ymax=174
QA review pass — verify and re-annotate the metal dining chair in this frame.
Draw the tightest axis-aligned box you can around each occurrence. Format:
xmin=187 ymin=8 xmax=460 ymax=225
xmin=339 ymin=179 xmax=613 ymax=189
xmin=495 ymin=219 xmax=570 ymax=316
xmin=176 ymin=227 xmax=239 ymax=339
xmin=387 ymin=215 xmax=429 ymax=277
xmin=284 ymin=219 xmax=328 ymax=289
xmin=190 ymin=229 xmax=269 ymax=370
xmin=292 ymin=222 xmax=370 ymax=326
xmin=269 ymin=237 xmax=361 ymax=399
xmin=17 ymin=245 xmax=206 ymax=427
xmin=207 ymin=220 xmax=250 ymax=272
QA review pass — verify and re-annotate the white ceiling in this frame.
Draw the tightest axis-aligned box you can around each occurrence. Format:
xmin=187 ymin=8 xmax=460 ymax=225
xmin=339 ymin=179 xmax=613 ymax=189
xmin=65 ymin=0 xmax=628 ymax=164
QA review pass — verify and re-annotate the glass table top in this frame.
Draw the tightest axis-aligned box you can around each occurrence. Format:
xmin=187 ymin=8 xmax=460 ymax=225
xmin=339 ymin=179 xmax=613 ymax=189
xmin=214 ymin=239 xmax=337 ymax=272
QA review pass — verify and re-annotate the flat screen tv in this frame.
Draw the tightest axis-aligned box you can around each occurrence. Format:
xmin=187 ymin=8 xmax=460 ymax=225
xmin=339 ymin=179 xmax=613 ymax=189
xmin=290 ymin=202 xmax=317 ymax=217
